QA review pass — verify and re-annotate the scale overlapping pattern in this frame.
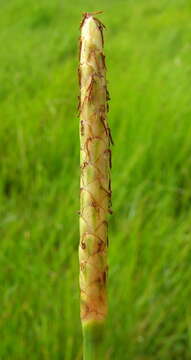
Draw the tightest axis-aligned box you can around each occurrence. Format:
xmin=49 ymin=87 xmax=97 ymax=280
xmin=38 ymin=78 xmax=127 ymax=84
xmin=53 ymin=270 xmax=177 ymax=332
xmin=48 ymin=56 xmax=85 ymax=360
xmin=78 ymin=13 xmax=113 ymax=323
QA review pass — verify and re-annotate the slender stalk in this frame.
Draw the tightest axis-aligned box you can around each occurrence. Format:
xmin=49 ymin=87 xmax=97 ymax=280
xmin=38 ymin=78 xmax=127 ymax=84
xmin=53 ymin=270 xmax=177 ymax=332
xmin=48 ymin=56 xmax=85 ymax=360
xmin=78 ymin=12 xmax=113 ymax=359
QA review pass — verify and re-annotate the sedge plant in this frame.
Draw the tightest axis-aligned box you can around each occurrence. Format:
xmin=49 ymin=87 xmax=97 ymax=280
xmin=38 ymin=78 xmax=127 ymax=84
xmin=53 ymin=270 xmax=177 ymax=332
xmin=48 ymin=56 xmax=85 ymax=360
xmin=78 ymin=12 xmax=113 ymax=360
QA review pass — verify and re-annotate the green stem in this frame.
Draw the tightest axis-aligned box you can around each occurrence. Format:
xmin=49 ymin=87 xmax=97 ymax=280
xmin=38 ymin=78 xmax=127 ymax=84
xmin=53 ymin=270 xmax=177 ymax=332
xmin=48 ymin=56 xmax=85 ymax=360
xmin=83 ymin=321 xmax=105 ymax=360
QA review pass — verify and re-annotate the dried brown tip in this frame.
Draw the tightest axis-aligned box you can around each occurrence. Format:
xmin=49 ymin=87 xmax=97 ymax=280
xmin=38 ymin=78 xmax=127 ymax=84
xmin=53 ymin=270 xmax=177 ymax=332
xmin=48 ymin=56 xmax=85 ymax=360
xmin=80 ymin=11 xmax=105 ymax=29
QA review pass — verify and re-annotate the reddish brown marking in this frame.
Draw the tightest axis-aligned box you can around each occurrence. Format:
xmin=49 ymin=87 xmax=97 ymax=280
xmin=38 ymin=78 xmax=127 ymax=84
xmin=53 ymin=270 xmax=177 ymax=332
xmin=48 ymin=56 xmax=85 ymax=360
xmin=87 ymin=11 xmax=103 ymax=16
xmin=102 ymin=220 xmax=108 ymax=228
xmin=93 ymin=17 xmax=106 ymax=46
xmin=80 ymin=188 xmax=97 ymax=206
xmin=80 ymin=120 xmax=84 ymax=136
xmin=80 ymin=161 xmax=89 ymax=170
xmin=82 ymin=231 xmax=103 ymax=242
xmin=95 ymin=71 xmax=104 ymax=79
xmin=80 ymin=97 xmax=85 ymax=111
xmin=95 ymin=277 xmax=102 ymax=284
xmin=100 ymin=115 xmax=108 ymax=136
xmin=82 ymin=303 xmax=90 ymax=319
xmin=80 ymin=95 xmax=89 ymax=113
xmin=98 ymin=294 xmax=104 ymax=303
xmin=88 ymin=48 xmax=100 ymax=70
xmin=77 ymin=95 xmax=81 ymax=116
xmin=84 ymin=165 xmax=105 ymax=185
xmin=94 ymin=17 xmax=106 ymax=30
xmin=99 ymin=104 xmax=106 ymax=113
xmin=81 ymin=119 xmax=94 ymax=137
xmin=108 ymin=126 xmax=114 ymax=145
xmin=85 ymin=137 xmax=92 ymax=159
xmin=104 ymin=148 xmax=112 ymax=169
xmin=81 ymin=240 xmax=86 ymax=250
xmin=80 ymin=262 xmax=86 ymax=271
xmin=85 ymin=135 xmax=105 ymax=160
xmin=108 ymin=178 xmax=112 ymax=211
xmin=106 ymin=88 xmax=111 ymax=101
xmin=92 ymin=163 xmax=105 ymax=180
xmin=97 ymin=239 xmax=105 ymax=253
xmin=99 ymin=183 xmax=111 ymax=198
xmin=88 ymin=199 xmax=106 ymax=216
xmin=78 ymin=37 xmax=82 ymax=61
xmin=79 ymin=213 xmax=91 ymax=229
xmin=109 ymin=178 xmax=111 ymax=193
xmin=88 ymin=274 xmax=106 ymax=287
xmin=78 ymin=66 xmax=81 ymax=88
xmin=94 ymin=219 xmax=108 ymax=232
xmin=101 ymin=52 xmax=106 ymax=69
xmin=106 ymin=236 xmax=109 ymax=247
xmin=109 ymin=209 xmax=113 ymax=215
xmin=87 ymin=49 xmax=105 ymax=75
xmin=87 ymin=75 xmax=96 ymax=102
xmin=80 ymin=13 xmax=89 ymax=29
xmin=81 ymin=302 xmax=105 ymax=321
xmin=87 ymin=47 xmax=95 ymax=62
xmin=90 ymin=200 xmax=99 ymax=210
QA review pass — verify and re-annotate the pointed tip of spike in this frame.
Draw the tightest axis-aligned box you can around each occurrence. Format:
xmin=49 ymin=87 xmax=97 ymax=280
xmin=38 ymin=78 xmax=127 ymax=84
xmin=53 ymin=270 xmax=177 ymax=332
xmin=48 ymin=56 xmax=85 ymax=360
xmin=82 ymin=11 xmax=103 ymax=18
xmin=80 ymin=11 xmax=104 ymax=30
xmin=80 ymin=12 xmax=105 ymax=49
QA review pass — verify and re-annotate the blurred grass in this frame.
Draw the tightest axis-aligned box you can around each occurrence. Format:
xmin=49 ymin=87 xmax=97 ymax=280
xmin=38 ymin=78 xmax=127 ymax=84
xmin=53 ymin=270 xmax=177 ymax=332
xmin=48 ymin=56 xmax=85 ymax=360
xmin=0 ymin=0 xmax=191 ymax=359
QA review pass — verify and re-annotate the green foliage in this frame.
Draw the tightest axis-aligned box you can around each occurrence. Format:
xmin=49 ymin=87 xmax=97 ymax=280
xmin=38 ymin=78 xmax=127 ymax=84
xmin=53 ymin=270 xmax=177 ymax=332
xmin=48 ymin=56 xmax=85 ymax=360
xmin=0 ymin=0 xmax=191 ymax=359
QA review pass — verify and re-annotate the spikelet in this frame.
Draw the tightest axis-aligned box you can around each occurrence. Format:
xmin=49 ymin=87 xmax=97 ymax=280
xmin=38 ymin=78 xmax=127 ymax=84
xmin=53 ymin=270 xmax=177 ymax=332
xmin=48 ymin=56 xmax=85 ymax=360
xmin=78 ymin=12 xmax=112 ymax=330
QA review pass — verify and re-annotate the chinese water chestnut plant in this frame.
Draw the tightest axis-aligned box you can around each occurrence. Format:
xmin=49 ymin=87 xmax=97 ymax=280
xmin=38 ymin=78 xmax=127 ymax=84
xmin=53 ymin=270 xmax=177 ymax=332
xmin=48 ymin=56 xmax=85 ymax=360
xmin=78 ymin=12 xmax=113 ymax=360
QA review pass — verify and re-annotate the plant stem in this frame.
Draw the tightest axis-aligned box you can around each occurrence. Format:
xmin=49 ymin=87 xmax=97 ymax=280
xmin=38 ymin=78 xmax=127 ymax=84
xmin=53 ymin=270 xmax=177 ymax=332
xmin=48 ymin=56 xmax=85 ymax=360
xmin=82 ymin=321 xmax=105 ymax=360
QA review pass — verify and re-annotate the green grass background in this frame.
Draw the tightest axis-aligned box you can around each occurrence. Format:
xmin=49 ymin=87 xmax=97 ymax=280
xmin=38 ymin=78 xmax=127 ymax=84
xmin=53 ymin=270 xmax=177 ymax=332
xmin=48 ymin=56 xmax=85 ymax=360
xmin=1 ymin=0 xmax=191 ymax=358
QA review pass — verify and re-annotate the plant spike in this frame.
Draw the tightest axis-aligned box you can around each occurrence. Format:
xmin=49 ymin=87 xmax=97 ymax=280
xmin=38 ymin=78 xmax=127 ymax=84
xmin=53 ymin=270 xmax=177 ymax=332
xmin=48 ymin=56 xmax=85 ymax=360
xmin=78 ymin=12 xmax=112 ymax=360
